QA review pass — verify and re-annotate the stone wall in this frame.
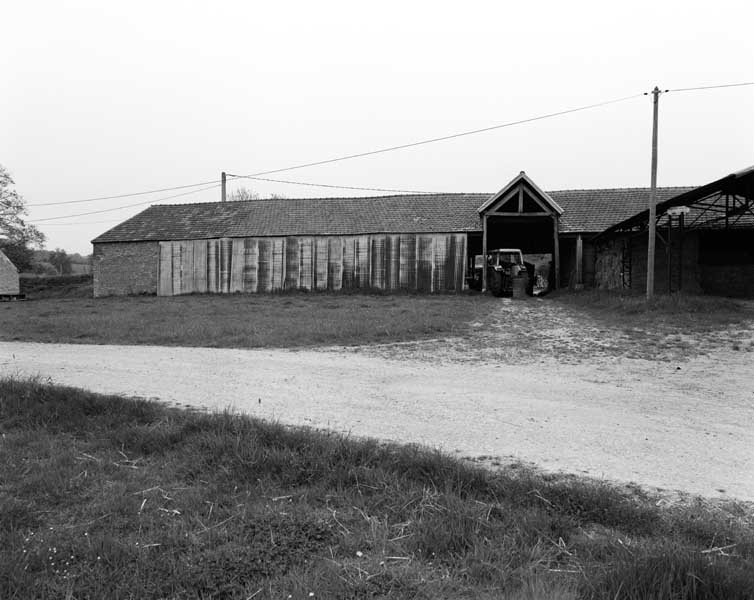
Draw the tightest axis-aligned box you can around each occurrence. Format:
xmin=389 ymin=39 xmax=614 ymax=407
xmin=93 ymin=241 xmax=160 ymax=297
xmin=0 ymin=250 xmax=20 ymax=295
xmin=594 ymin=231 xmax=702 ymax=294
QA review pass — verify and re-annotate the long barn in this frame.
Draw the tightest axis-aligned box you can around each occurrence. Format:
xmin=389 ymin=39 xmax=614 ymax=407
xmin=91 ymin=169 xmax=754 ymax=298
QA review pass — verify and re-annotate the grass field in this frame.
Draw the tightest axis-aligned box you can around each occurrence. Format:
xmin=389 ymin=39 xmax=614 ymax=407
xmin=2 ymin=377 xmax=753 ymax=599
xmin=3 ymin=276 xmax=754 ymax=357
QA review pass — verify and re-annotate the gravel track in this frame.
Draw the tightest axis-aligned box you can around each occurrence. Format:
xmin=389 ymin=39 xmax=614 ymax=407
xmin=2 ymin=340 xmax=753 ymax=501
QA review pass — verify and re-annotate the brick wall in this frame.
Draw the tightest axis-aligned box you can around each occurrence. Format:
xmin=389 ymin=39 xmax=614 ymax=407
xmin=93 ymin=241 xmax=159 ymax=297
xmin=0 ymin=250 xmax=20 ymax=295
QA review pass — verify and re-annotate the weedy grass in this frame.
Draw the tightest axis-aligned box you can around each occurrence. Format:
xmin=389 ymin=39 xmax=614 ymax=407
xmin=0 ymin=291 xmax=496 ymax=348
xmin=2 ymin=378 xmax=753 ymax=599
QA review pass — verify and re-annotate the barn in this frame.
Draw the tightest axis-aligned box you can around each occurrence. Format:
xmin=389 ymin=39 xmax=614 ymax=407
xmin=0 ymin=248 xmax=20 ymax=297
xmin=91 ymin=169 xmax=754 ymax=298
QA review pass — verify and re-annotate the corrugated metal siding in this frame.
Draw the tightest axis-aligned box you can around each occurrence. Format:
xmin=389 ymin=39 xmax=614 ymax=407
xmin=158 ymin=233 xmax=467 ymax=296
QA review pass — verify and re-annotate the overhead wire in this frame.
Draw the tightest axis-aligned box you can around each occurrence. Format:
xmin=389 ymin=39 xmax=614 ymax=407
xmin=666 ymin=81 xmax=754 ymax=94
xmin=27 ymin=178 xmax=223 ymax=207
xmin=226 ymin=174 xmax=436 ymax=195
xmin=30 ymin=184 xmax=221 ymax=223
xmin=229 ymin=92 xmax=646 ymax=179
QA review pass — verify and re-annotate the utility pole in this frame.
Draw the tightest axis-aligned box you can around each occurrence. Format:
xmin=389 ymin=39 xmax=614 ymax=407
xmin=221 ymin=171 xmax=227 ymax=202
xmin=646 ymin=86 xmax=661 ymax=301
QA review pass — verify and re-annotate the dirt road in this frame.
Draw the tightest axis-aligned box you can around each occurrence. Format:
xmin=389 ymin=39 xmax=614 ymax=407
xmin=2 ymin=340 xmax=753 ymax=501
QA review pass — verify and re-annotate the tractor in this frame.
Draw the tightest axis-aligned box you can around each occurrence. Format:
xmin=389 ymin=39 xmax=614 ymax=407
xmin=468 ymin=248 xmax=534 ymax=297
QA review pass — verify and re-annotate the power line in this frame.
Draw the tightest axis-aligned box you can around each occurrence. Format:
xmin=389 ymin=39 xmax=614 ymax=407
xmin=27 ymin=178 xmax=222 ymax=207
xmin=231 ymin=92 xmax=646 ymax=179
xmin=31 ymin=184 xmax=221 ymax=223
xmin=667 ymin=81 xmax=754 ymax=93
xmin=227 ymin=174 xmax=436 ymax=195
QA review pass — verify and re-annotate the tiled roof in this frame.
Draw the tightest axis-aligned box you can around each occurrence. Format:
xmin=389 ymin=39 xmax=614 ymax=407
xmin=550 ymin=187 xmax=694 ymax=233
xmin=91 ymin=187 xmax=695 ymax=243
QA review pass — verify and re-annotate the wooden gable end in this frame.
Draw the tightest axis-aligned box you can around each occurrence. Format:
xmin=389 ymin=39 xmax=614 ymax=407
xmin=478 ymin=171 xmax=564 ymax=217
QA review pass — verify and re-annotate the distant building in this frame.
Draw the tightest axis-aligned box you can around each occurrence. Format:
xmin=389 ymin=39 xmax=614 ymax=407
xmin=0 ymin=249 xmax=20 ymax=296
xmin=91 ymin=167 xmax=754 ymax=298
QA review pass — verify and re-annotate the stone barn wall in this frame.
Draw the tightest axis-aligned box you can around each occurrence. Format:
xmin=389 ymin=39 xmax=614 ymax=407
xmin=595 ymin=231 xmax=702 ymax=294
xmin=93 ymin=241 xmax=160 ymax=297
xmin=0 ymin=250 xmax=20 ymax=295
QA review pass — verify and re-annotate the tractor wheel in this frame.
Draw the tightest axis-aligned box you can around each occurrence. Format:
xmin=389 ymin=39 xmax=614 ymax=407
xmin=488 ymin=270 xmax=504 ymax=297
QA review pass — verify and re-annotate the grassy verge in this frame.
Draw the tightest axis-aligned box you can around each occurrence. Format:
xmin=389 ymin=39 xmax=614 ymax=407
xmin=0 ymin=292 xmax=496 ymax=348
xmin=2 ymin=378 xmax=753 ymax=599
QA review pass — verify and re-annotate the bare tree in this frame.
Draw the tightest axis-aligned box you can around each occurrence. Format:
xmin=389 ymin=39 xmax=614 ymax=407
xmin=227 ymin=186 xmax=259 ymax=202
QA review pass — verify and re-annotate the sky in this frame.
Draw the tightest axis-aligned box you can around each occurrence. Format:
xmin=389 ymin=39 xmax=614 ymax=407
xmin=2 ymin=0 xmax=753 ymax=255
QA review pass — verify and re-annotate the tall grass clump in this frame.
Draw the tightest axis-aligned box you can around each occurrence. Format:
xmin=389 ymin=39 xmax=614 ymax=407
xmin=2 ymin=377 xmax=753 ymax=599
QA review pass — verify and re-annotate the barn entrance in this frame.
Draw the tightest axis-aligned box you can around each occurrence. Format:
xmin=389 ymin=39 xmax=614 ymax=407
xmin=472 ymin=172 xmax=563 ymax=292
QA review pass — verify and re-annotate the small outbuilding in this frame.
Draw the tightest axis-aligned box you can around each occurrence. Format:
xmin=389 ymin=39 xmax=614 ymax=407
xmin=0 ymin=248 xmax=21 ymax=297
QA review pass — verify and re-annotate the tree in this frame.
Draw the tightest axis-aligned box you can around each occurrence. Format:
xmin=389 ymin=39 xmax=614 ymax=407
xmin=227 ymin=186 xmax=259 ymax=201
xmin=0 ymin=165 xmax=45 ymax=270
xmin=48 ymin=248 xmax=72 ymax=275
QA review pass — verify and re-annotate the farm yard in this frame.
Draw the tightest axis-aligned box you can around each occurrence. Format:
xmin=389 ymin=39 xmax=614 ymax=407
xmin=2 ymin=287 xmax=754 ymax=598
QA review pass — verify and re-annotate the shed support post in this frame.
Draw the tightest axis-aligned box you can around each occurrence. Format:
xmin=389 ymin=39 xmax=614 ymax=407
xmin=575 ymin=234 xmax=583 ymax=287
xmin=553 ymin=215 xmax=560 ymax=290
xmin=482 ymin=214 xmax=488 ymax=292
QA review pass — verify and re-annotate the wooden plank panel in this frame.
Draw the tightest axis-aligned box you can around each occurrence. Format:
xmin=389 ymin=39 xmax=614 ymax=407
xmin=180 ymin=241 xmax=194 ymax=294
xmin=455 ymin=234 xmax=467 ymax=291
xmin=229 ymin=239 xmax=245 ymax=292
xmin=193 ymin=240 xmax=207 ymax=293
xmin=356 ymin=235 xmax=370 ymax=288
xmin=285 ymin=237 xmax=300 ymax=290
xmin=271 ymin=238 xmax=285 ymax=291
xmin=257 ymin=239 xmax=272 ymax=293
xmin=432 ymin=235 xmax=447 ymax=292
xmin=399 ymin=234 xmax=416 ymax=289
xmin=207 ymin=240 xmax=219 ymax=293
xmin=370 ymin=235 xmax=386 ymax=289
xmin=158 ymin=242 xmax=173 ymax=296
xmin=243 ymin=238 xmax=259 ymax=293
xmin=328 ymin=237 xmax=343 ymax=290
xmin=416 ymin=236 xmax=433 ymax=293
xmin=299 ymin=237 xmax=313 ymax=290
xmin=219 ymin=238 xmax=232 ymax=293
xmin=171 ymin=242 xmax=182 ymax=295
xmin=315 ymin=237 xmax=329 ymax=291
xmin=385 ymin=235 xmax=400 ymax=291
xmin=342 ymin=236 xmax=355 ymax=289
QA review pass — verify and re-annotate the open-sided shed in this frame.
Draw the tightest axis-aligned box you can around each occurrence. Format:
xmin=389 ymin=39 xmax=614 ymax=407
xmin=594 ymin=165 xmax=754 ymax=296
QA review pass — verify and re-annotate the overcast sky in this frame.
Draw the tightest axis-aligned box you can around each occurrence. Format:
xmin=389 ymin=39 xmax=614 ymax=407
xmin=2 ymin=0 xmax=752 ymax=254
